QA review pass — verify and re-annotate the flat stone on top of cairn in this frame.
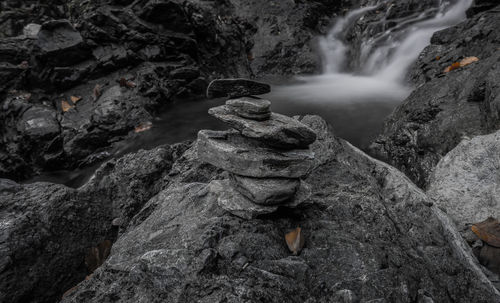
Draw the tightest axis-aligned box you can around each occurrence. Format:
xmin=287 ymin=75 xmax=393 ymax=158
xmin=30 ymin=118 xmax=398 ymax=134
xmin=199 ymin=78 xmax=316 ymax=219
xmin=206 ymin=78 xmax=271 ymax=99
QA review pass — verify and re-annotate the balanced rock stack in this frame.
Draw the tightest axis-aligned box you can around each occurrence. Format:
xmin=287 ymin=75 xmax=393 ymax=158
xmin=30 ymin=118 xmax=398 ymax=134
xmin=198 ymin=79 xmax=317 ymax=219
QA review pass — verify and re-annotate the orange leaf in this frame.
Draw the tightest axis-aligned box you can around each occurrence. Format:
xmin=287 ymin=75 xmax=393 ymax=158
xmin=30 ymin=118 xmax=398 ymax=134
xmin=471 ymin=217 xmax=500 ymax=248
xmin=435 ymin=56 xmax=441 ymax=60
xmin=285 ymin=227 xmax=305 ymax=255
xmin=61 ymin=100 xmax=73 ymax=112
xmin=135 ymin=122 xmax=153 ymax=133
xmin=460 ymin=56 xmax=479 ymax=67
xmin=443 ymin=62 xmax=461 ymax=73
xmin=70 ymin=96 xmax=82 ymax=103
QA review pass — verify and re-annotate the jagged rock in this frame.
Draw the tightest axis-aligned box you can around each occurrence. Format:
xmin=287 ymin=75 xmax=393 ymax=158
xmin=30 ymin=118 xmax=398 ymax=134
xmin=226 ymin=97 xmax=271 ymax=121
xmin=427 ymin=130 xmax=500 ymax=231
xmin=197 ymin=129 xmax=315 ymax=178
xmin=206 ymin=78 xmax=271 ymax=99
xmin=209 ymin=105 xmax=317 ymax=149
xmin=211 ymin=179 xmax=310 ymax=219
xmin=229 ymin=174 xmax=299 ymax=205
xmin=36 ymin=20 xmax=87 ymax=66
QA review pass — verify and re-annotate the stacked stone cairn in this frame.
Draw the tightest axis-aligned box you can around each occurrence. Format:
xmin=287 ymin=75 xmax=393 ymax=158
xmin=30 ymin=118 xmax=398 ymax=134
xmin=197 ymin=79 xmax=317 ymax=219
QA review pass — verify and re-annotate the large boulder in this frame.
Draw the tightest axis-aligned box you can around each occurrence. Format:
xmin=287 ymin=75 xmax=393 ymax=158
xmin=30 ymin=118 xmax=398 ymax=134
xmin=427 ymin=130 xmax=500 ymax=232
xmin=60 ymin=116 xmax=500 ymax=302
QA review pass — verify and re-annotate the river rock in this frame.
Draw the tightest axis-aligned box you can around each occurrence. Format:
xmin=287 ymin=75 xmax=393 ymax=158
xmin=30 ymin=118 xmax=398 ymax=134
xmin=209 ymin=105 xmax=317 ymax=149
xmin=229 ymin=174 xmax=299 ymax=205
xmin=36 ymin=20 xmax=87 ymax=66
xmin=206 ymin=78 xmax=271 ymax=99
xmin=427 ymin=130 xmax=500 ymax=232
xmin=197 ymin=129 xmax=314 ymax=178
xmin=211 ymin=179 xmax=310 ymax=219
xmin=226 ymin=97 xmax=271 ymax=114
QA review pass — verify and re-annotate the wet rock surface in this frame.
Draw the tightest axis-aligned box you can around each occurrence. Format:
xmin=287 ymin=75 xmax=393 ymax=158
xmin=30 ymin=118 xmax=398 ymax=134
xmin=52 ymin=115 xmax=500 ymax=303
xmin=370 ymin=6 xmax=500 ymax=187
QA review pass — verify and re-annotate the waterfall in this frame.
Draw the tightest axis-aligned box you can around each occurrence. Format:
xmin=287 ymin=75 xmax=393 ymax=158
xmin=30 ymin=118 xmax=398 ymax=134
xmin=272 ymin=0 xmax=472 ymax=103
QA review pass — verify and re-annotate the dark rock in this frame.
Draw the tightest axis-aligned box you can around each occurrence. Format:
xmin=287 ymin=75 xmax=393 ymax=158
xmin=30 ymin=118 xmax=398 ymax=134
xmin=197 ymin=129 xmax=315 ymax=178
xmin=36 ymin=20 xmax=88 ymax=66
xmin=60 ymin=115 xmax=500 ymax=303
xmin=466 ymin=0 xmax=500 ymax=17
xmin=229 ymin=174 xmax=300 ymax=205
xmin=226 ymin=97 xmax=271 ymax=120
xmin=206 ymin=78 xmax=271 ymax=99
xmin=23 ymin=23 xmax=41 ymax=38
xmin=209 ymin=105 xmax=317 ymax=149
xmin=16 ymin=106 xmax=59 ymax=139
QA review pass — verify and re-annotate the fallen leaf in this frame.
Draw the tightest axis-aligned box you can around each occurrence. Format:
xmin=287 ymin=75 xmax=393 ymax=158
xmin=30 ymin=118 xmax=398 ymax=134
xmin=285 ymin=227 xmax=305 ymax=255
xmin=435 ymin=56 xmax=441 ymax=60
xmin=93 ymin=84 xmax=102 ymax=101
xmin=61 ymin=100 xmax=74 ymax=112
xmin=135 ymin=122 xmax=153 ymax=133
xmin=443 ymin=62 xmax=461 ymax=73
xmin=119 ymin=77 xmax=137 ymax=88
xmin=471 ymin=217 xmax=500 ymax=248
xmin=85 ymin=240 xmax=112 ymax=273
xmin=70 ymin=96 xmax=82 ymax=103
xmin=460 ymin=56 xmax=479 ymax=67
xmin=18 ymin=61 xmax=29 ymax=69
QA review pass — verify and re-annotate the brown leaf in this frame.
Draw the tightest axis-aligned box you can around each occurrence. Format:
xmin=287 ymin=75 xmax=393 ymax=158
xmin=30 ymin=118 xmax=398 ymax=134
xmin=285 ymin=227 xmax=305 ymax=255
xmin=70 ymin=96 xmax=82 ymax=103
xmin=93 ymin=84 xmax=102 ymax=101
xmin=119 ymin=77 xmax=136 ymax=88
xmin=471 ymin=217 xmax=500 ymax=248
xmin=61 ymin=100 xmax=74 ymax=112
xmin=85 ymin=240 xmax=113 ymax=273
xmin=460 ymin=56 xmax=479 ymax=67
xmin=135 ymin=122 xmax=153 ymax=133
xmin=435 ymin=56 xmax=441 ymax=60
xmin=443 ymin=62 xmax=461 ymax=73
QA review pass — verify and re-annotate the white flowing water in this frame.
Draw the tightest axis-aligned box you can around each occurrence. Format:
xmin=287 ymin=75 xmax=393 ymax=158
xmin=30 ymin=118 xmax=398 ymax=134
xmin=268 ymin=0 xmax=472 ymax=146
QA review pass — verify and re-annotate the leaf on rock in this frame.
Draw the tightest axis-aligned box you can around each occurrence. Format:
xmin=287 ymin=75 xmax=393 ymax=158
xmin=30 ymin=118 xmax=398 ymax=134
xmin=285 ymin=227 xmax=305 ymax=255
xmin=135 ymin=122 xmax=153 ymax=133
xmin=85 ymin=240 xmax=112 ymax=273
xmin=70 ymin=96 xmax=82 ymax=103
xmin=93 ymin=84 xmax=102 ymax=101
xmin=460 ymin=56 xmax=479 ymax=67
xmin=471 ymin=217 xmax=500 ymax=248
xmin=435 ymin=56 xmax=441 ymax=60
xmin=119 ymin=77 xmax=137 ymax=88
xmin=443 ymin=62 xmax=461 ymax=73
xmin=61 ymin=100 xmax=74 ymax=112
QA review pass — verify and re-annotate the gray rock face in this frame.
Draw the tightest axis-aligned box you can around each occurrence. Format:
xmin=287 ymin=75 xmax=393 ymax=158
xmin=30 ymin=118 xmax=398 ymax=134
xmin=197 ymin=129 xmax=314 ymax=178
xmin=60 ymin=115 xmax=500 ymax=303
xmin=229 ymin=174 xmax=299 ymax=205
xmin=371 ymin=7 xmax=500 ymax=187
xmin=209 ymin=105 xmax=317 ymax=149
xmin=23 ymin=23 xmax=41 ymax=38
xmin=427 ymin=130 xmax=500 ymax=231
xmin=206 ymin=78 xmax=271 ymax=99
xmin=226 ymin=97 xmax=271 ymax=121
xmin=212 ymin=179 xmax=310 ymax=219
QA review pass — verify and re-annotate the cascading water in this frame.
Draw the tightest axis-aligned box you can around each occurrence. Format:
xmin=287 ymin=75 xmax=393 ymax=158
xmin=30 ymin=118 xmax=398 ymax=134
xmin=268 ymin=0 xmax=472 ymax=147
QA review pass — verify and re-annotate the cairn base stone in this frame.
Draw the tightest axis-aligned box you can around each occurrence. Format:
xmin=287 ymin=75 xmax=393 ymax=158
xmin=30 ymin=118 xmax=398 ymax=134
xmin=208 ymin=105 xmax=316 ymax=149
xmin=210 ymin=179 xmax=311 ymax=219
xmin=229 ymin=174 xmax=299 ymax=205
xmin=197 ymin=129 xmax=315 ymax=178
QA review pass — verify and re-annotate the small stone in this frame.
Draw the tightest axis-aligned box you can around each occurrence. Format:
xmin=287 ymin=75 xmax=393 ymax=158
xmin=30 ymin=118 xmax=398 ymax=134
xmin=229 ymin=174 xmax=299 ymax=205
xmin=226 ymin=97 xmax=271 ymax=121
xmin=206 ymin=78 xmax=271 ymax=99
xmin=208 ymin=105 xmax=317 ymax=149
xmin=210 ymin=179 xmax=310 ymax=219
xmin=23 ymin=23 xmax=41 ymax=38
xmin=197 ymin=130 xmax=314 ymax=178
